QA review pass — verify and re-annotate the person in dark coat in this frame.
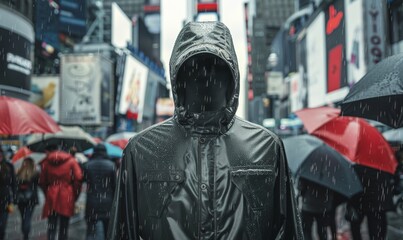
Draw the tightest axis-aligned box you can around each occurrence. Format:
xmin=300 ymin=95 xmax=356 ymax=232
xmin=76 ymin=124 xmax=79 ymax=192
xmin=0 ymin=147 xmax=17 ymax=240
xmin=83 ymin=144 xmax=116 ymax=240
xmin=298 ymin=178 xmax=343 ymax=240
xmin=393 ymin=149 xmax=403 ymax=194
xmin=108 ymin=21 xmax=303 ymax=240
xmin=16 ymin=157 xmax=39 ymax=240
xmin=39 ymin=145 xmax=83 ymax=240
xmin=346 ymin=165 xmax=394 ymax=240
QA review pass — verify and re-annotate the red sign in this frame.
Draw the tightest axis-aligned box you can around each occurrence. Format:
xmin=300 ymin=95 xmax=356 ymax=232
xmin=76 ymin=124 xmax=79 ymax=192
xmin=326 ymin=5 xmax=343 ymax=35
xmin=143 ymin=5 xmax=160 ymax=13
xmin=327 ymin=44 xmax=343 ymax=92
xmin=197 ymin=3 xmax=218 ymax=13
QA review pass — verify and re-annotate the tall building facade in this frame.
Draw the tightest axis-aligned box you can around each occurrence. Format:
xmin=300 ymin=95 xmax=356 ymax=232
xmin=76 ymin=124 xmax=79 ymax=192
xmin=0 ymin=0 xmax=33 ymax=20
xmin=102 ymin=0 xmax=161 ymax=63
xmin=102 ymin=0 xmax=145 ymax=43
xmin=247 ymin=0 xmax=295 ymax=124
xmin=0 ymin=1 xmax=34 ymax=100
xmin=250 ymin=0 xmax=295 ymax=97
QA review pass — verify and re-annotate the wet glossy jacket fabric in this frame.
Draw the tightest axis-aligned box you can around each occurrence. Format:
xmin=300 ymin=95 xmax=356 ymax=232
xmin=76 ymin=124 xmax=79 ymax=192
xmin=108 ymin=21 xmax=303 ymax=240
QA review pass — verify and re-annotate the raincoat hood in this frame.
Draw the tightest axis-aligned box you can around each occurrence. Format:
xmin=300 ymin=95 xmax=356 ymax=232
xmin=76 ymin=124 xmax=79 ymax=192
xmin=46 ymin=151 xmax=72 ymax=165
xmin=169 ymin=21 xmax=240 ymax=133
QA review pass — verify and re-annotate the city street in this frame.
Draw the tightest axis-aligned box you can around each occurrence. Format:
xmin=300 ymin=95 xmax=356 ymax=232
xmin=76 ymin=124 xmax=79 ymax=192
xmin=4 ymin=190 xmax=403 ymax=240
xmin=5 ymin=191 xmax=87 ymax=240
xmin=1 ymin=0 xmax=403 ymax=239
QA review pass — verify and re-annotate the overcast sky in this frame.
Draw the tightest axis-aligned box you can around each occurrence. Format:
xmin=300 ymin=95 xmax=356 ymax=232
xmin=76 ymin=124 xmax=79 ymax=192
xmin=161 ymin=0 xmax=248 ymax=118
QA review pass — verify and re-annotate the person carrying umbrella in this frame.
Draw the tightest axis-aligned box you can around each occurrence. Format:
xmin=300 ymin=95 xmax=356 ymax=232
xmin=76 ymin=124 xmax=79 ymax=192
xmin=39 ymin=144 xmax=83 ymax=240
xmin=15 ymin=157 xmax=39 ymax=240
xmin=298 ymin=178 xmax=344 ymax=240
xmin=345 ymin=166 xmax=395 ymax=240
xmin=0 ymin=147 xmax=17 ymax=240
xmin=82 ymin=144 xmax=116 ymax=240
xmin=296 ymin=107 xmax=397 ymax=240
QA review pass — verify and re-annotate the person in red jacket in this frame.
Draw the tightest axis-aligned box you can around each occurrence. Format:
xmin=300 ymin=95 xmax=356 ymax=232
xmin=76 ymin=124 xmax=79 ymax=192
xmin=39 ymin=144 xmax=83 ymax=240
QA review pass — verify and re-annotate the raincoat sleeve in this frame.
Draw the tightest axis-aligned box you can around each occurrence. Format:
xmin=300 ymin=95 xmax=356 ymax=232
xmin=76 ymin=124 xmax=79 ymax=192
xmin=71 ymin=158 xmax=83 ymax=201
xmin=108 ymin=147 xmax=139 ymax=240
xmin=273 ymin=139 xmax=304 ymax=240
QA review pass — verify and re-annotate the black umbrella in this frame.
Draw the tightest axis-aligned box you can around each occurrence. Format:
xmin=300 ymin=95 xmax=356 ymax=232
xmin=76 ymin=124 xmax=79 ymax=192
xmin=27 ymin=126 xmax=96 ymax=152
xmin=341 ymin=53 xmax=403 ymax=128
xmin=283 ymin=135 xmax=362 ymax=198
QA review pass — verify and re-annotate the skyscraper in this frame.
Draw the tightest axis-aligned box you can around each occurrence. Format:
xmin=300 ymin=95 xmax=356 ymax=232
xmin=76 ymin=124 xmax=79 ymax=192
xmin=250 ymin=0 xmax=295 ymax=97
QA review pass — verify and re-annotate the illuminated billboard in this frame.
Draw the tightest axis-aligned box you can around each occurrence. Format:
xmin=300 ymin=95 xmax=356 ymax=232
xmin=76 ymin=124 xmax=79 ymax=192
xmin=0 ymin=6 xmax=34 ymax=100
xmin=117 ymin=54 xmax=149 ymax=123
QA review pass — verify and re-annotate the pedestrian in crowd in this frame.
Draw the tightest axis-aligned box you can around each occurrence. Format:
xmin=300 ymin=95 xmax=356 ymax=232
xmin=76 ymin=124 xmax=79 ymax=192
xmin=82 ymin=144 xmax=116 ymax=240
xmin=298 ymin=178 xmax=343 ymax=240
xmin=346 ymin=165 xmax=395 ymax=240
xmin=16 ymin=157 xmax=39 ymax=240
xmin=108 ymin=21 xmax=303 ymax=239
xmin=39 ymin=144 xmax=83 ymax=240
xmin=5 ymin=147 xmax=14 ymax=162
xmin=394 ymin=148 xmax=403 ymax=194
xmin=0 ymin=147 xmax=17 ymax=240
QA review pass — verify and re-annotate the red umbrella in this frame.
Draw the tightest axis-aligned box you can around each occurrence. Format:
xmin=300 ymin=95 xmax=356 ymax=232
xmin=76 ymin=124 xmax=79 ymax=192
xmin=0 ymin=96 xmax=61 ymax=135
xmin=93 ymin=137 xmax=103 ymax=144
xmin=108 ymin=139 xmax=129 ymax=150
xmin=11 ymin=146 xmax=32 ymax=163
xmin=105 ymin=132 xmax=136 ymax=149
xmin=295 ymin=106 xmax=340 ymax=133
xmin=296 ymin=107 xmax=397 ymax=174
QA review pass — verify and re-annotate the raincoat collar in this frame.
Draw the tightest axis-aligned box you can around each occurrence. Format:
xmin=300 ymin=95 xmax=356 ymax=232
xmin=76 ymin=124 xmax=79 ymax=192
xmin=170 ymin=21 xmax=240 ymax=134
xmin=175 ymin=107 xmax=235 ymax=135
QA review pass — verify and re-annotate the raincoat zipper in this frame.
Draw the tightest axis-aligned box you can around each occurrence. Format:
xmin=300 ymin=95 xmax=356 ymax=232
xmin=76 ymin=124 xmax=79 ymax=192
xmin=198 ymin=137 xmax=202 ymax=239
xmin=212 ymin=139 xmax=217 ymax=240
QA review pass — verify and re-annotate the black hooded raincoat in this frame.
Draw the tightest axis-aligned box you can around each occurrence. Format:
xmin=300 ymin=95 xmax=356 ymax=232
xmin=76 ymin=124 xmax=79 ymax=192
xmin=108 ymin=21 xmax=303 ymax=240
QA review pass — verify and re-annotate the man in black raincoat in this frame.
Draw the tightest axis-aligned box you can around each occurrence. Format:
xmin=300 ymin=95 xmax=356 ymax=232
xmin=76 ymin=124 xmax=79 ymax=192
xmin=108 ymin=21 xmax=303 ymax=240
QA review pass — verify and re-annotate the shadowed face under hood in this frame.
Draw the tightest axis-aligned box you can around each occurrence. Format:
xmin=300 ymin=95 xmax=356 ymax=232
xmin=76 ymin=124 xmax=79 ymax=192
xmin=169 ymin=22 xmax=240 ymax=132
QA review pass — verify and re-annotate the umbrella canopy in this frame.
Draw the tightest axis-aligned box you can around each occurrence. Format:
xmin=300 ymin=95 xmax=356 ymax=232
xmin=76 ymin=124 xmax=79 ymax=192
xmin=12 ymin=152 xmax=46 ymax=170
xmin=84 ymin=142 xmax=123 ymax=158
xmin=383 ymin=128 xmax=403 ymax=144
xmin=295 ymin=107 xmax=340 ymax=133
xmin=105 ymin=131 xmax=136 ymax=149
xmin=108 ymin=139 xmax=129 ymax=149
xmin=283 ymin=135 xmax=362 ymax=198
xmin=341 ymin=53 xmax=403 ymax=128
xmin=0 ymin=96 xmax=61 ymax=135
xmin=27 ymin=126 xmax=96 ymax=152
xmin=297 ymin=107 xmax=397 ymax=174
xmin=11 ymin=146 xmax=32 ymax=163
xmin=93 ymin=137 xmax=103 ymax=144
xmin=105 ymin=131 xmax=136 ymax=142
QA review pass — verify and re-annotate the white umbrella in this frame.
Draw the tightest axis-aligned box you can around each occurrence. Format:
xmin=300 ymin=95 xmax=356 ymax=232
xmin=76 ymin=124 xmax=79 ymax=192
xmin=13 ymin=153 xmax=46 ymax=170
xmin=27 ymin=126 xmax=97 ymax=152
xmin=383 ymin=128 xmax=403 ymax=144
xmin=106 ymin=132 xmax=137 ymax=142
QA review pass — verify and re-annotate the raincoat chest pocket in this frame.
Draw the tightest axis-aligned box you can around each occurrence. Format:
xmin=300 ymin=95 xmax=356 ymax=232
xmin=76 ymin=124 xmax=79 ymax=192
xmin=230 ymin=167 xmax=274 ymax=211
xmin=139 ymin=170 xmax=185 ymax=218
